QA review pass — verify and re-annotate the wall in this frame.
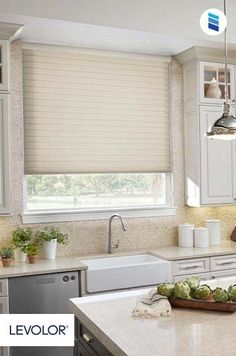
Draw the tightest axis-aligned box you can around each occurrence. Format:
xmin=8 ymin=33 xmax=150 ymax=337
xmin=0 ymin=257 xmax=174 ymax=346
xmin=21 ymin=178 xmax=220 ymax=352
xmin=0 ymin=40 xmax=235 ymax=257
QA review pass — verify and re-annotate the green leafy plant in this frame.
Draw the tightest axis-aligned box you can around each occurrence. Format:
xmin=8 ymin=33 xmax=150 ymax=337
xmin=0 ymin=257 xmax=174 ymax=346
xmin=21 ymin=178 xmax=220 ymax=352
xmin=36 ymin=226 xmax=69 ymax=245
xmin=23 ymin=243 xmax=39 ymax=256
xmin=0 ymin=247 xmax=13 ymax=259
xmin=11 ymin=227 xmax=33 ymax=250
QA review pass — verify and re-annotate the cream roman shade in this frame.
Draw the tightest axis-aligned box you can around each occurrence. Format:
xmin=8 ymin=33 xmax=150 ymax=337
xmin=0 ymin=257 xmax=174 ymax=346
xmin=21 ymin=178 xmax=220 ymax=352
xmin=23 ymin=44 xmax=171 ymax=174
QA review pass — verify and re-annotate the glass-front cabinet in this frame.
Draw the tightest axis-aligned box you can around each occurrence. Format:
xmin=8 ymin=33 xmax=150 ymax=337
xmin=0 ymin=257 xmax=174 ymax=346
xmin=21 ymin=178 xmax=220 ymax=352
xmin=0 ymin=40 xmax=9 ymax=92
xmin=199 ymin=61 xmax=235 ymax=104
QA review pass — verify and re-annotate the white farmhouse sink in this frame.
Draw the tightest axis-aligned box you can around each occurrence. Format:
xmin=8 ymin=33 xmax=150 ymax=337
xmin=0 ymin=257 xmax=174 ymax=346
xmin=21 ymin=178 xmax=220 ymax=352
xmin=81 ymin=254 xmax=170 ymax=293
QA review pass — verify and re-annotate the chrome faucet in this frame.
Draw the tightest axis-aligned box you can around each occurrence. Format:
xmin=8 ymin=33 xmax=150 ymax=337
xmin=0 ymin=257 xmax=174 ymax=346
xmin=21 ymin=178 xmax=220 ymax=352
xmin=108 ymin=214 xmax=127 ymax=254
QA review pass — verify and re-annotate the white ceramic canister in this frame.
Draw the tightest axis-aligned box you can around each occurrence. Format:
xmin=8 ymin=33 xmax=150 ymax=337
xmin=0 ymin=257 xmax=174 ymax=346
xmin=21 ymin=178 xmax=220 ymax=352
xmin=194 ymin=227 xmax=209 ymax=248
xmin=178 ymin=224 xmax=194 ymax=247
xmin=205 ymin=219 xmax=221 ymax=246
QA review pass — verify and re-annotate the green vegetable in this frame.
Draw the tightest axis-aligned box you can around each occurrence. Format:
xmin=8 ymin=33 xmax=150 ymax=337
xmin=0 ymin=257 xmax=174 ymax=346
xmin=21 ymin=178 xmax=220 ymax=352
xmin=213 ymin=287 xmax=229 ymax=303
xmin=157 ymin=283 xmax=175 ymax=297
xmin=185 ymin=276 xmax=200 ymax=291
xmin=174 ymin=282 xmax=191 ymax=299
xmin=228 ymin=284 xmax=236 ymax=302
xmin=193 ymin=285 xmax=211 ymax=300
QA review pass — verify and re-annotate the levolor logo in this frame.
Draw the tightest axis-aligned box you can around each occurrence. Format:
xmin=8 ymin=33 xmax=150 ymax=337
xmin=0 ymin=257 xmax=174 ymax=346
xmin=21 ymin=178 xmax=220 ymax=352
xmin=0 ymin=314 xmax=74 ymax=346
xmin=200 ymin=8 xmax=227 ymax=36
xmin=208 ymin=12 xmax=220 ymax=32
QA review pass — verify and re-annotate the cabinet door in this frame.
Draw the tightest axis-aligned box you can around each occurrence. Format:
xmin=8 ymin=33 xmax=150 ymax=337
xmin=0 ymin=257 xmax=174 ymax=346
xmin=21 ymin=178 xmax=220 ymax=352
xmin=199 ymin=61 xmax=235 ymax=104
xmin=0 ymin=297 xmax=9 ymax=356
xmin=0 ymin=94 xmax=10 ymax=214
xmin=200 ymin=106 xmax=235 ymax=204
xmin=173 ymin=272 xmax=211 ymax=283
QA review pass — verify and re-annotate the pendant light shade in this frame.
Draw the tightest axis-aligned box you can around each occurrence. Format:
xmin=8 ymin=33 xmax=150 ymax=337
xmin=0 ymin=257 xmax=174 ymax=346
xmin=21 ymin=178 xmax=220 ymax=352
xmin=207 ymin=103 xmax=236 ymax=140
xmin=206 ymin=0 xmax=236 ymax=140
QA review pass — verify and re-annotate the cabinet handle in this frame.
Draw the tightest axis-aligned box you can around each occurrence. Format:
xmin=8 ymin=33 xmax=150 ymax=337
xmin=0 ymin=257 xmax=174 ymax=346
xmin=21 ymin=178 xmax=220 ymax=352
xmin=82 ymin=333 xmax=93 ymax=344
xmin=216 ymin=261 xmax=235 ymax=266
xmin=180 ymin=265 xmax=202 ymax=270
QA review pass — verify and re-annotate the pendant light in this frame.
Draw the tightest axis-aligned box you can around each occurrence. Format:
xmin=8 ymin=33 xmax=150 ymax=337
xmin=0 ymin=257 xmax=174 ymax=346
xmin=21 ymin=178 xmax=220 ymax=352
xmin=206 ymin=0 xmax=236 ymax=140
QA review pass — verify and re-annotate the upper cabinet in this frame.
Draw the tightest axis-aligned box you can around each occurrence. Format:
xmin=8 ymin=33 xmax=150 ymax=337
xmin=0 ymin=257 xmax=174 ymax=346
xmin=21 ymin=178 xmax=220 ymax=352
xmin=199 ymin=61 xmax=235 ymax=104
xmin=0 ymin=40 xmax=9 ymax=92
xmin=179 ymin=47 xmax=236 ymax=207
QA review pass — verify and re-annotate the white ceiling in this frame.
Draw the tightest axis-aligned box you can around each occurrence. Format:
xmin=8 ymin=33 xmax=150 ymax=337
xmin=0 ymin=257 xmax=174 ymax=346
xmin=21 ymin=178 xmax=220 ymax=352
xmin=0 ymin=0 xmax=235 ymax=55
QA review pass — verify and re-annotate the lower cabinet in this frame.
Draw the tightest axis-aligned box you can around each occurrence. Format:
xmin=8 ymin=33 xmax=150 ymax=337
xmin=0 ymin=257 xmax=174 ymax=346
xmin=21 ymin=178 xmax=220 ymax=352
xmin=172 ymin=254 xmax=236 ymax=283
xmin=173 ymin=272 xmax=211 ymax=283
xmin=76 ymin=321 xmax=112 ymax=356
xmin=0 ymin=295 xmax=9 ymax=356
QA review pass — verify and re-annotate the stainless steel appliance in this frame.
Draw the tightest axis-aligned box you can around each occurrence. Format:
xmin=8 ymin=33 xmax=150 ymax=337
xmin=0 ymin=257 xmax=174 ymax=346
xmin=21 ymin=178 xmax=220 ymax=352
xmin=9 ymin=271 xmax=80 ymax=356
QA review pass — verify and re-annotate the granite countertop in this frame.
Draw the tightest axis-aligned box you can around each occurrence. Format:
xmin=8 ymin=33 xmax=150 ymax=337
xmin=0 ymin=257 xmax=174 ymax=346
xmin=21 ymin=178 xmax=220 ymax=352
xmin=0 ymin=256 xmax=87 ymax=278
xmin=151 ymin=240 xmax=236 ymax=260
xmin=70 ymin=277 xmax=236 ymax=356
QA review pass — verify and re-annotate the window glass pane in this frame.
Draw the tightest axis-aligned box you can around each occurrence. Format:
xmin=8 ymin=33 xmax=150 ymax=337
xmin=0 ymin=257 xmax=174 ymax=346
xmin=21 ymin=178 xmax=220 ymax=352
xmin=26 ymin=173 xmax=168 ymax=211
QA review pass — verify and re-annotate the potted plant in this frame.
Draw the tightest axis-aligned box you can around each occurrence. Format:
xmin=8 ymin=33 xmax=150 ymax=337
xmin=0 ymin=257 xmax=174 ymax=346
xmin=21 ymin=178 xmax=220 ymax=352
xmin=11 ymin=227 xmax=33 ymax=262
xmin=0 ymin=247 xmax=13 ymax=267
xmin=23 ymin=243 xmax=40 ymax=264
xmin=37 ymin=226 xmax=68 ymax=260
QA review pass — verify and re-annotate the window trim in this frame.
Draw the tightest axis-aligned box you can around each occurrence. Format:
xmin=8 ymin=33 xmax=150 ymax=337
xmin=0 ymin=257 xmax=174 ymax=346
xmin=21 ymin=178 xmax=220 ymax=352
xmin=21 ymin=206 xmax=176 ymax=224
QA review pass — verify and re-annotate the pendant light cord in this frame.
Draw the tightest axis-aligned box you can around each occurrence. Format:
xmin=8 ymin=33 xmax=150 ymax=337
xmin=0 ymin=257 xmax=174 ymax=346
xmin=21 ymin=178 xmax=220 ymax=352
xmin=224 ymin=0 xmax=228 ymax=105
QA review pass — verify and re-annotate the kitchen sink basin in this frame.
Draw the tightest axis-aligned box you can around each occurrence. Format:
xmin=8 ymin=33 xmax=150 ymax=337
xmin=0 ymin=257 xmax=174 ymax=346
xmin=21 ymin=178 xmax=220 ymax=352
xmin=81 ymin=254 xmax=170 ymax=293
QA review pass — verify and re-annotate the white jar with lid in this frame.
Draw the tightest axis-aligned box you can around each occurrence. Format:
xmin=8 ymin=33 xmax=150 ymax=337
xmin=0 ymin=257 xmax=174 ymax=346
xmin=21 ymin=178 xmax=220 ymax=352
xmin=205 ymin=219 xmax=221 ymax=245
xmin=194 ymin=227 xmax=209 ymax=248
xmin=178 ymin=224 xmax=194 ymax=247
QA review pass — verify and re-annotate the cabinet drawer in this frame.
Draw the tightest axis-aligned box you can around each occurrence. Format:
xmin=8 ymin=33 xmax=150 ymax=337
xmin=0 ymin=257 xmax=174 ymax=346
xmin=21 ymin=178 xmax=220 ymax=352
xmin=211 ymin=268 xmax=236 ymax=279
xmin=79 ymin=325 xmax=112 ymax=356
xmin=173 ymin=258 xmax=209 ymax=276
xmin=173 ymin=272 xmax=211 ymax=283
xmin=210 ymin=255 xmax=236 ymax=271
xmin=0 ymin=279 xmax=8 ymax=297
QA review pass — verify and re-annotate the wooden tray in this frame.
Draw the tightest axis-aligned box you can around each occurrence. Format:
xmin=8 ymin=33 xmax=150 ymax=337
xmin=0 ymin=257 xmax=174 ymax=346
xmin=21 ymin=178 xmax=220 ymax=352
xmin=168 ymin=297 xmax=236 ymax=313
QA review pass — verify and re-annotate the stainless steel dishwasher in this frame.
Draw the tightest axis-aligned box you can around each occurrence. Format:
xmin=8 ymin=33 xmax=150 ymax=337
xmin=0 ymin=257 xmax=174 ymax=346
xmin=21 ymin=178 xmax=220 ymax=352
xmin=8 ymin=271 xmax=80 ymax=356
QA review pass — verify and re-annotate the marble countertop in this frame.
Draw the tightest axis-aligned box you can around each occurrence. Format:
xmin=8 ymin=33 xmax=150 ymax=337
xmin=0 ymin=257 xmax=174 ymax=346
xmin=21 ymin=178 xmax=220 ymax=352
xmin=151 ymin=240 xmax=236 ymax=260
xmin=0 ymin=256 xmax=87 ymax=278
xmin=70 ymin=277 xmax=236 ymax=356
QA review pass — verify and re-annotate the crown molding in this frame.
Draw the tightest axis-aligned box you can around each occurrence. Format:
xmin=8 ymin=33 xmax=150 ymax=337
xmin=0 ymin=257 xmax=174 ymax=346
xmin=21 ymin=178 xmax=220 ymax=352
xmin=175 ymin=46 xmax=236 ymax=64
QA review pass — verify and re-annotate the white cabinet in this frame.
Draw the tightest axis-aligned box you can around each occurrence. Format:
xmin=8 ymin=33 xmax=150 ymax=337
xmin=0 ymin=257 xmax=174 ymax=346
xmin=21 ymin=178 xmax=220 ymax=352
xmin=185 ymin=105 xmax=236 ymax=206
xmin=173 ymin=272 xmax=211 ymax=283
xmin=0 ymin=279 xmax=9 ymax=356
xmin=210 ymin=254 xmax=236 ymax=271
xmin=183 ymin=56 xmax=236 ymax=206
xmin=0 ymin=95 xmax=10 ymax=214
xmin=199 ymin=61 xmax=235 ymax=104
xmin=173 ymin=257 xmax=209 ymax=276
xmin=199 ymin=106 xmax=235 ymax=205
xmin=172 ymin=254 xmax=236 ymax=282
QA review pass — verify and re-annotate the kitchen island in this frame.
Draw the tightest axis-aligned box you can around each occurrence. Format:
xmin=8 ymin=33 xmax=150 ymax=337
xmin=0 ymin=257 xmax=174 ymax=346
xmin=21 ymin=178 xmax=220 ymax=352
xmin=70 ymin=277 xmax=236 ymax=356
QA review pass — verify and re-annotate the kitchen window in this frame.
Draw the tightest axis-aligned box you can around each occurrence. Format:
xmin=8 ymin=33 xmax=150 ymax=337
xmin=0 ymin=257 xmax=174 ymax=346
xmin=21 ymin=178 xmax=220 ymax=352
xmin=22 ymin=44 xmax=173 ymax=222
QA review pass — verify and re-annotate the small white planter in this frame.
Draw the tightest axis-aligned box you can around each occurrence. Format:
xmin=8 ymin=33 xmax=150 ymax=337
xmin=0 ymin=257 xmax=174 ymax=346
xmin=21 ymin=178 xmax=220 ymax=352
xmin=42 ymin=239 xmax=57 ymax=260
xmin=14 ymin=248 xmax=26 ymax=262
